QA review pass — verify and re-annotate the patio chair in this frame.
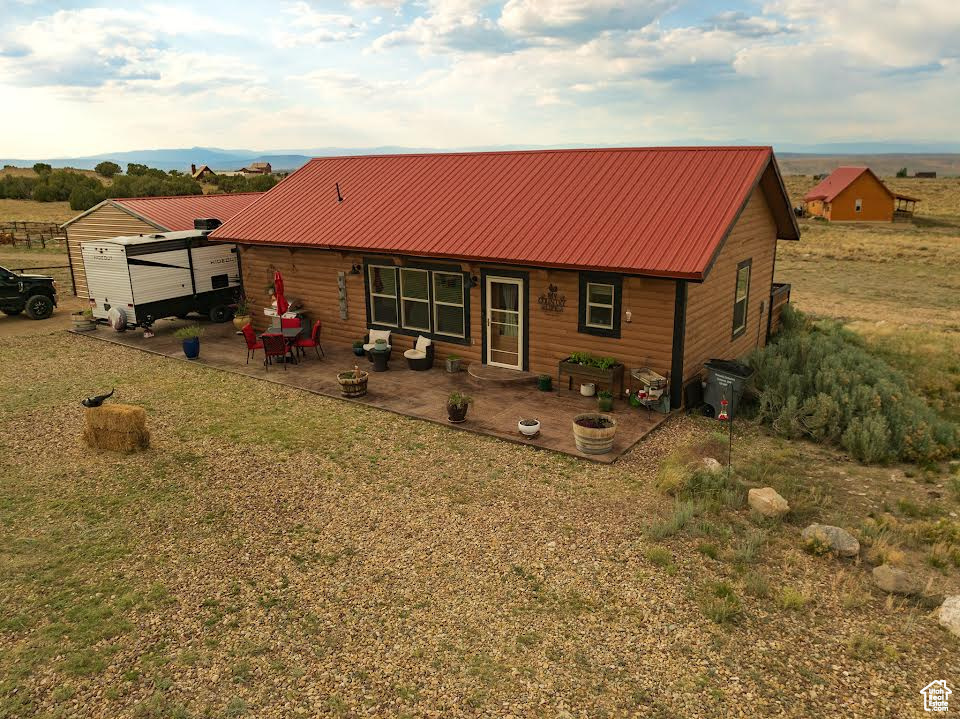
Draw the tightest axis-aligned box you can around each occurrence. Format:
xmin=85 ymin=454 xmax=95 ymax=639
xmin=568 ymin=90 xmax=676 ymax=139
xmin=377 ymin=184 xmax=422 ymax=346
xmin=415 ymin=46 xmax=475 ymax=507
xmin=404 ymin=335 xmax=434 ymax=371
xmin=363 ymin=328 xmax=392 ymax=361
xmin=262 ymin=333 xmax=290 ymax=371
xmin=241 ymin=324 xmax=263 ymax=364
xmin=295 ymin=320 xmax=325 ymax=359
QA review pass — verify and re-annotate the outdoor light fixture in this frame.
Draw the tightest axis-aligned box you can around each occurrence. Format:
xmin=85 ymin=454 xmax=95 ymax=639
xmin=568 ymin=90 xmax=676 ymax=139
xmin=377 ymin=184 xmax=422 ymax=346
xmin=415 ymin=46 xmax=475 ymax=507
xmin=470 ymin=275 xmax=479 ymax=287
xmin=350 ymin=264 xmax=362 ymax=275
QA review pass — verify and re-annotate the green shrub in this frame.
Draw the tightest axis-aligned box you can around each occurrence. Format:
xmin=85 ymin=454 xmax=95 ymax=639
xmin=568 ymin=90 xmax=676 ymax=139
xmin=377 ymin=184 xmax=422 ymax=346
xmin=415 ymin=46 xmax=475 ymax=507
xmin=95 ymin=161 xmax=121 ymax=178
xmin=69 ymin=186 xmax=106 ymax=211
xmin=747 ymin=307 xmax=958 ymax=463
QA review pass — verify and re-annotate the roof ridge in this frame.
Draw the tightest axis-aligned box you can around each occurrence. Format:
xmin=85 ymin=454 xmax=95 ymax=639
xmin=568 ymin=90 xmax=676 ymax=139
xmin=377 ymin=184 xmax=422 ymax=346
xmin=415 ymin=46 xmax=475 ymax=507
xmin=305 ymin=146 xmax=773 ymax=163
xmin=113 ymin=191 xmax=265 ymax=202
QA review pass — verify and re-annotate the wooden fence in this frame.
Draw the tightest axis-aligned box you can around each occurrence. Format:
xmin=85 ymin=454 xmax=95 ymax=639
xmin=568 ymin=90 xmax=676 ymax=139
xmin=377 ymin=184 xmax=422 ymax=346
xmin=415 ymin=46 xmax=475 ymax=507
xmin=0 ymin=221 xmax=67 ymax=248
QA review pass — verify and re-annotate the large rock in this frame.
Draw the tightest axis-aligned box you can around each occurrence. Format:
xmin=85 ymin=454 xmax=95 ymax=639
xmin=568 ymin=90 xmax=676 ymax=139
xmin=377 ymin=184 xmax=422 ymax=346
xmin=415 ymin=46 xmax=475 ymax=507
xmin=872 ymin=564 xmax=916 ymax=595
xmin=748 ymin=487 xmax=790 ymax=518
xmin=940 ymin=596 xmax=960 ymax=638
xmin=702 ymin=457 xmax=723 ymax=473
xmin=801 ymin=524 xmax=860 ymax=558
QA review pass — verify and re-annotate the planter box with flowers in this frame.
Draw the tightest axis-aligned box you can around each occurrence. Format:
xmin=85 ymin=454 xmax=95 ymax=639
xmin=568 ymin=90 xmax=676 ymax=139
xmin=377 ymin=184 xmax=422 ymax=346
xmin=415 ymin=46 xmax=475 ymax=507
xmin=558 ymin=352 xmax=625 ymax=397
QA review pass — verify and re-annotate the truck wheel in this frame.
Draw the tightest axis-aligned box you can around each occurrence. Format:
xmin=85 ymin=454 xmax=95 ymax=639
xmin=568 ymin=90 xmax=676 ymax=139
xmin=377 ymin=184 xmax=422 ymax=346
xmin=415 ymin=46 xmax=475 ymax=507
xmin=209 ymin=305 xmax=233 ymax=323
xmin=1 ymin=307 xmax=22 ymax=316
xmin=24 ymin=295 xmax=54 ymax=320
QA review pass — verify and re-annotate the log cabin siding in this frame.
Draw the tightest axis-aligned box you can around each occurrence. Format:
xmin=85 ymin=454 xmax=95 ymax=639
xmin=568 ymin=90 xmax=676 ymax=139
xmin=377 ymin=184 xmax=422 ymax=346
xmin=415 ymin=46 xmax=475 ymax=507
xmin=237 ymin=246 xmax=676 ymax=379
xmin=682 ymin=186 xmax=778 ymax=382
xmin=64 ymin=204 xmax=160 ymax=298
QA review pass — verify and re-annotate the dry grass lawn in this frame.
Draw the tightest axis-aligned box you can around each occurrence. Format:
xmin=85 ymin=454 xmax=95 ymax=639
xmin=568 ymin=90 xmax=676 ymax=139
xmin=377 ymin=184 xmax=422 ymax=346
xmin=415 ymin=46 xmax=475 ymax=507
xmin=0 ymin=199 xmax=75 ymax=224
xmin=1 ymin=333 xmax=958 ymax=718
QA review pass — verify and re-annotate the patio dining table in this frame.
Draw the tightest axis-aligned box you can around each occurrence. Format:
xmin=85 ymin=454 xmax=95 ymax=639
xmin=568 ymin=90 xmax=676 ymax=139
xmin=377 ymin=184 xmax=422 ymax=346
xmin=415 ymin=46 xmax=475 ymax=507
xmin=260 ymin=327 xmax=302 ymax=364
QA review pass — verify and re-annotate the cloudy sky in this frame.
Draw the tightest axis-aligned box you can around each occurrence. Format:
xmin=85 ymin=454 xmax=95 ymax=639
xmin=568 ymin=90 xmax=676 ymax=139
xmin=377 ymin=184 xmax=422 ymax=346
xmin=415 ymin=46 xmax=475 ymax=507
xmin=0 ymin=0 xmax=957 ymax=157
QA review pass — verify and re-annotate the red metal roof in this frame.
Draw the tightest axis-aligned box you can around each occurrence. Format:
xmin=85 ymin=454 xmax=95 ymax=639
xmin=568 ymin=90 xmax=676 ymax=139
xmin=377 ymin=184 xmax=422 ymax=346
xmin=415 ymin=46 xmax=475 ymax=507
xmin=112 ymin=192 xmax=264 ymax=231
xmin=803 ymin=166 xmax=893 ymax=202
xmin=211 ymin=147 xmax=794 ymax=280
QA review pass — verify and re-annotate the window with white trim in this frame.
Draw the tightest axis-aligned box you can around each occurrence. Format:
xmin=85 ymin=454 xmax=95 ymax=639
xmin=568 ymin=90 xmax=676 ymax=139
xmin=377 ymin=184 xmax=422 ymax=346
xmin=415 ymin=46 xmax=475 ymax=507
xmin=433 ymin=272 xmax=465 ymax=337
xmin=855 ymin=198 xmax=863 ymax=213
xmin=400 ymin=268 xmax=431 ymax=331
xmin=585 ymin=282 xmax=615 ymax=329
xmin=731 ymin=259 xmax=751 ymax=338
xmin=368 ymin=265 xmax=398 ymax=326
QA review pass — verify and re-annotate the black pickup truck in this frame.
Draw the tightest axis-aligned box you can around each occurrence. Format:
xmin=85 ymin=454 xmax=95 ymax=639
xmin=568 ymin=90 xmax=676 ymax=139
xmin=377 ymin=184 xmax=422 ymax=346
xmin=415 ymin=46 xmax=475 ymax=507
xmin=0 ymin=265 xmax=58 ymax=319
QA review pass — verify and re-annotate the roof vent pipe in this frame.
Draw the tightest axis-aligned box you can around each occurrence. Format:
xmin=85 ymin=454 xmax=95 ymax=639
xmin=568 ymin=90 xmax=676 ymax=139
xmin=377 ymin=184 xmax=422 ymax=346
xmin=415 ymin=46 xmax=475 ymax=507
xmin=336 ymin=183 xmax=344 ymax=203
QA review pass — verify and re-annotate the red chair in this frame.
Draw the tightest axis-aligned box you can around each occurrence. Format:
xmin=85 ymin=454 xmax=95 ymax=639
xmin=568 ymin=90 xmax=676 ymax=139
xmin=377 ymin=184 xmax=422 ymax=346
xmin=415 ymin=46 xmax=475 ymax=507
xmin=261 ymin=333 xmax=290 ymax=371
xmin=295 ymin=320 xmax=325 ymax=359
xmin=241 ymin=324 xmax=263 ymax=364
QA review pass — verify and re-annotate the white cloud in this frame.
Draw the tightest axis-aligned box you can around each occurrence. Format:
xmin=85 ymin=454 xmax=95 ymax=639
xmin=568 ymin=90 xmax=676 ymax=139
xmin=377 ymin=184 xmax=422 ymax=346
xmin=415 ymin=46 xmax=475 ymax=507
xmin=499 ymin=0 xmax=672 ymax=39
xmin=274 ymin=2 xmax=366 ymax=47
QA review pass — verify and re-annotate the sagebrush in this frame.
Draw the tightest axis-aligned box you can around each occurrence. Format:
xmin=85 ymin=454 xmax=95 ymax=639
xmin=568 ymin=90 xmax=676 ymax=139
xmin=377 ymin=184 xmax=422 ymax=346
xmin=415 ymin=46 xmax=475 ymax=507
xmin=747 ymin=306 xmax=958 ymax=463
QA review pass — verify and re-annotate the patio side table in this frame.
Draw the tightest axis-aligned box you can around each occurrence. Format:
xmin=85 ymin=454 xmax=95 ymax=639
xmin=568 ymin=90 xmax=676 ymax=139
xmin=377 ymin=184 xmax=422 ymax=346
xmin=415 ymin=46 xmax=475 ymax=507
xmin=371 ymin=347 xmax=390 ymax=372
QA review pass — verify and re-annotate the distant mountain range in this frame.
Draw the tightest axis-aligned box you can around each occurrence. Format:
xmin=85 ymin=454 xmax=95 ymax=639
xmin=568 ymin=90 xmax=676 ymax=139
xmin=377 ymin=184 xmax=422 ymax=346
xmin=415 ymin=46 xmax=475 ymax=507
xmin=4 ymin=142 xmax=960 ymax=173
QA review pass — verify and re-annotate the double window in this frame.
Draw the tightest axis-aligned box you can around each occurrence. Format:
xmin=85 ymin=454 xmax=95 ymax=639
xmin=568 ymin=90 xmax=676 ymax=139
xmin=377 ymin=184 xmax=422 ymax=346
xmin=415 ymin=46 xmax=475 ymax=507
xmin=731 ymin=259 xmax=751 ymax=338
xmin=367 ymin=264 xmax=467 ymax=339
xmin=578 ymin=272 xmax=622 ymax=338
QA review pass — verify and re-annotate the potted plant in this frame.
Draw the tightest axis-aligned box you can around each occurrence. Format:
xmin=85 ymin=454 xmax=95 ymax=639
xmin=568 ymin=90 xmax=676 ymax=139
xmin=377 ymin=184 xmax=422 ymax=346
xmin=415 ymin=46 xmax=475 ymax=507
xmin=232 ymin=294 xmax=251 ymax=331
xmin=518 ymin=418 xmax=540 ymax=437
xmin=572 ymin=413 xmax=617 ymax=454
xmin=580 ymin=382 xmax=596 ymax=397
xmin=173 ymin=324 xmax=204 ymax=359
xmin=537 ymin=374 xmax=552 ymax=391
xmin=71 ymin=307 xmax=96 ymax=332
xmin=352 ymin=340 xmax=366 ymax=357
xmin=446 ymin=354 xmax=462 ymax=373
xmin=447 ymin=391 xmax=472 ymax=423
xmin=337 ymin=366 xmax=369 ymax=397
xmin=597 ymin=390 xmax=614 ymax=412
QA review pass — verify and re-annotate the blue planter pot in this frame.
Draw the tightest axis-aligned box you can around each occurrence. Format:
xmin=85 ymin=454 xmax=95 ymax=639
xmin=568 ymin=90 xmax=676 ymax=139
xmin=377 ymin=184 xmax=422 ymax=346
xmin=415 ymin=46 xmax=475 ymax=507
xmin=182 ymin=337 xmax=200 ymax=359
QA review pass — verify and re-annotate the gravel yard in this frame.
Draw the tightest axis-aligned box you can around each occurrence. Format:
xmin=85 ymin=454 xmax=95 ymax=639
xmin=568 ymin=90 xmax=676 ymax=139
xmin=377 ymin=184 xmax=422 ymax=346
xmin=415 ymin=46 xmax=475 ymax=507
xmin=2 ymin=333 xmax=957 ymax=718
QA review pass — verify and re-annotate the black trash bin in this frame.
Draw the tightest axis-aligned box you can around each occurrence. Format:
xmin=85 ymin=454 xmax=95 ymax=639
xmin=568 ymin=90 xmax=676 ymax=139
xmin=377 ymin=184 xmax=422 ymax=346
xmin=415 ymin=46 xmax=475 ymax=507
xmin=703 ymin=359 xmax=754 ymax=419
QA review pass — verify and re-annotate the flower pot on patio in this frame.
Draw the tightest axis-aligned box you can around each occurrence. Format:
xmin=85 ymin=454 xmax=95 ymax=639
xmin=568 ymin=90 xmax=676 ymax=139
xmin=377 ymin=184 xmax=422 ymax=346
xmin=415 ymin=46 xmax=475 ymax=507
xmin=232 ymin=315 xmax=251 ymax=331
xmin=572 ymin=413 xmax=617 ymax=454
xmin=181 ymin=337 xmax=200 ymax=359
xmin=597 ymin=391 xmax=614 ymax=412
xmin=352 ymin=341 xmax=366 ymax=357
xmin=537 ymin=374 xmax=552 ymax=391
xmin=447 ymin=391 xmax=472 ymax=423
xmin=518 ymin=418 xmax=540 ymax=437
xmin=337 ymin=368 xmax=369 ymax=397
xmin=446 ymin=356 xmax=462 ymax=373
xmin=580 ymin=382 xmax=596 ymax=397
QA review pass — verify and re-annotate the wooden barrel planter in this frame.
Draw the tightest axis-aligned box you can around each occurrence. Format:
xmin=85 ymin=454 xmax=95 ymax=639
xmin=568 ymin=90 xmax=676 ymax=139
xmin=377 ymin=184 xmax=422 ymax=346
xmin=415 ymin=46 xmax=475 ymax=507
xmin=337 ymin=369 xmax=369 ymax=397
xmin=572 ymin=413 xmax=617 ymax=454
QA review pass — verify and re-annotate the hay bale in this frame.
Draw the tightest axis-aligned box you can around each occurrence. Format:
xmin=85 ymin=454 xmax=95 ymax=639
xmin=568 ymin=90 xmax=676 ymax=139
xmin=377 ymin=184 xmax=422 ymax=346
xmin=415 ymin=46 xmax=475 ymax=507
xmin=83 ymin=404 xmax=150 ymax=452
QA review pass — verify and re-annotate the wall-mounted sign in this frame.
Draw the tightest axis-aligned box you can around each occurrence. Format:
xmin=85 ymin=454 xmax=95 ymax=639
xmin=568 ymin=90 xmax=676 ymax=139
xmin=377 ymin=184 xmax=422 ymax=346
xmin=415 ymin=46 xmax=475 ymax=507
xmin=538 ymin=284 xmax=567 ymax=313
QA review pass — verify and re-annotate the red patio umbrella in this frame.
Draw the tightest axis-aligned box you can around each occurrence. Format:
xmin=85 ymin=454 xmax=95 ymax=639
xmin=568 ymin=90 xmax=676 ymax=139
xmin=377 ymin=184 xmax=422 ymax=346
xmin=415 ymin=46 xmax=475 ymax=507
xmin=274 ymin=270 xmax=289 ymax=315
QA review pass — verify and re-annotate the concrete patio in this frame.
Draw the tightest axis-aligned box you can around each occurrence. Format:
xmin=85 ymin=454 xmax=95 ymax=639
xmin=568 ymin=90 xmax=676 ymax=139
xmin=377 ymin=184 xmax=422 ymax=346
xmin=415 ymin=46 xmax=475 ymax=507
xmin=73 ymin=320 xmax=672 ymax=463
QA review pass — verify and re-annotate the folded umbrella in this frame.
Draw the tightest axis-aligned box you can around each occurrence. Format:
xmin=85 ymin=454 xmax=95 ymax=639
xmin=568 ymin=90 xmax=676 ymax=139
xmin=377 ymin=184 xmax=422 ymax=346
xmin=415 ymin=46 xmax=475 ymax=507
xmin=274 ymin=270 xmax=289 ymax=315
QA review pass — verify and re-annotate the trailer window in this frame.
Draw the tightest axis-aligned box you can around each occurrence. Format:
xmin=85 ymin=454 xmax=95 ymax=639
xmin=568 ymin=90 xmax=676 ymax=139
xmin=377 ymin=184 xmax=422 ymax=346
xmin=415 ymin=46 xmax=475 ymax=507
xmin=731 ymin=259 xmax=752 ymax=338
xmin=211 ymin=273 xmax=229 ymax=289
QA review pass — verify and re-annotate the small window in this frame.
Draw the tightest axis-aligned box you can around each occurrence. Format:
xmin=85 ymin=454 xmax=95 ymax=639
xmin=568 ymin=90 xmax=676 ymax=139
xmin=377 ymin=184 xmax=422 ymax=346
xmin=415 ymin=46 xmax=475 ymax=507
xmin=855 ymin=198 xmax=863 ymax=213
xmin=433 ymin=272 xmax=465 ymax=337
xmin=211 ymin=273 xmax=229 ymax=289
xmin=586 ymin=283 xmax=615 ymax=329
xmin=731 ymin=259 xmax=751 ymax=338
xmin=400 ymin=268 xmax=430 ymax=331
xmin=368 ymin=265 xmax=398 ymax=326
xmin=578 ymin=272 xmax=622 ymax=338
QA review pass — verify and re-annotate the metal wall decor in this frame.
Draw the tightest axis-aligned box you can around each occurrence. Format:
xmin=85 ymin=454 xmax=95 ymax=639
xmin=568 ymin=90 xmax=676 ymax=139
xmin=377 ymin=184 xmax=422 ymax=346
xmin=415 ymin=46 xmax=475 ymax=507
xmin=537 ymin=283 xmax=567 ymax=313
